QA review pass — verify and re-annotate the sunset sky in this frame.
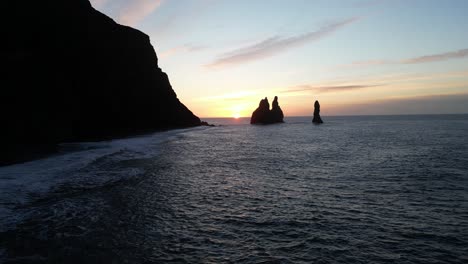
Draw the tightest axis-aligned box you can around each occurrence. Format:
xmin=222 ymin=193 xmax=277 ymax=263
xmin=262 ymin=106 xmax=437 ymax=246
xmin=90 ymin=0 xmax=468 ymax=118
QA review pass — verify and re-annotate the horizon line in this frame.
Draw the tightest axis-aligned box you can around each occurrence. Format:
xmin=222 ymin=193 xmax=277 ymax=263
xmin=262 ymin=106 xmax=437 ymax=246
xmin=199 ymin=113 xmax=468 ymax=119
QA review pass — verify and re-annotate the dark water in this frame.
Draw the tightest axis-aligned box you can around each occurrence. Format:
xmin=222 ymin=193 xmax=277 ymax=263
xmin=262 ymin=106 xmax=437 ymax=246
xmin=1 ymin=115 xmax=468 ymax=263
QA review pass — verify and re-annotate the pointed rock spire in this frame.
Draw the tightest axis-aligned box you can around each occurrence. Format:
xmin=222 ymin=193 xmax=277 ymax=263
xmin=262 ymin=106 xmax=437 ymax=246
xmin=312 ymin=100 xmax=323 ymax=124
xmin=250 ymin=96 xmax=284 ymax=124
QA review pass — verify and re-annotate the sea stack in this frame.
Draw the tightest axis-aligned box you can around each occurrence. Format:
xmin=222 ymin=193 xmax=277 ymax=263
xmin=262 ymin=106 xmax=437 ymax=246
xmin=250 ymin=96 xmax=284 ymax=124
xmin=312 ymin=100 xmax=324 ymax=124
xmin=271 ymin=96 xmax=285 ymax=122
xmin=1 ymin=0 xmax=200 ymax=165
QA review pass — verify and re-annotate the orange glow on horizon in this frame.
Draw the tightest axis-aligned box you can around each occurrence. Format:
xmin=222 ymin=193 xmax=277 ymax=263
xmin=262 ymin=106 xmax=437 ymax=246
xmin=185 ymin=70 xmax=468 ymax=118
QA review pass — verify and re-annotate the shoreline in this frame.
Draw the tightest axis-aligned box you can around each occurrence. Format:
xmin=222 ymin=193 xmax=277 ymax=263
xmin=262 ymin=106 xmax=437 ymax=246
xmin=1 ymin=124 xmax=208 ymax=167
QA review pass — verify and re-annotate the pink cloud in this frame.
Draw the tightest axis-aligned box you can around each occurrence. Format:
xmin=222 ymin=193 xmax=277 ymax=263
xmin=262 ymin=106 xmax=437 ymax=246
xmin=206 ymin=17 xmax=360 ymax=69
xmin=403 ymin=48 xmax=468 ymax=64
xmin=284 ymin=84 xmax=383 ymax=94
xmin=118 ymin=0 xmax=164 ymax=27
xmin=336 ymin=48 xmax=468 ymax=70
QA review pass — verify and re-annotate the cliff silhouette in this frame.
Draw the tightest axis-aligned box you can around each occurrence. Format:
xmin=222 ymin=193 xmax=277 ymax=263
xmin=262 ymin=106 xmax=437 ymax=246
xmin=1 ymin=1 xmax=200 ymax=165
xmin=251 ymin=96 xmax=284 ymax=124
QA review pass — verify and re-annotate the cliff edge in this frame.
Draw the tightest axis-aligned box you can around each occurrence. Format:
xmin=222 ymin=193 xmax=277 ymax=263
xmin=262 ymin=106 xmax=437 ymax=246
xmin=1 ymin=0 xmax=200 ymax=165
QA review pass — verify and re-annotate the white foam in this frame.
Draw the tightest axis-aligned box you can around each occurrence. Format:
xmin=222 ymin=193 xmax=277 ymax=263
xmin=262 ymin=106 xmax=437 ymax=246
xmin=0 ymin=128 xmax=196 ymax=230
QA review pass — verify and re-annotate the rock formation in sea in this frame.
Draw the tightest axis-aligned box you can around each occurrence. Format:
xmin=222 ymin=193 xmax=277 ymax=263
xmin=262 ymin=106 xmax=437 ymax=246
xmin=250 ymin=96 xmax=284 ymax=124
xmin=312 ymin=100 xmax=324 ymax=124
xmin=271 ymin=96 xmax=285 ymax=122
xmin=1 ymin=0 xmax=200 ymax=165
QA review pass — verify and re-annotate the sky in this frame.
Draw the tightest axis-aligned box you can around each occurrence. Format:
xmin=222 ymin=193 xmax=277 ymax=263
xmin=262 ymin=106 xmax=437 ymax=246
xmin=90 ymin=0 xmax=468 ymax=118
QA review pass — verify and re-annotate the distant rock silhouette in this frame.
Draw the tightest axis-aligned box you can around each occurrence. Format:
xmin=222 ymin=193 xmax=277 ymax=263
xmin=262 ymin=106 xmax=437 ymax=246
xmin=250 ymin=96 xmax=284 ymax=124
xmin=1 ymin=0 xmax=200 ymax=165
xmin=312 ymin=100 xmax=324 ymax=124
xmin=200 ymin=121 xmax=215 ymax=127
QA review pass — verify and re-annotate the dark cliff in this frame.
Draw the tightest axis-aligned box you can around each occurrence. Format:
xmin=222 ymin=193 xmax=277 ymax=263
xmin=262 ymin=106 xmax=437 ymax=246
xmin=1 ymin=0 xmax=200 ymax=165
xmin=250 ymin=96 xmax=284 ymax=124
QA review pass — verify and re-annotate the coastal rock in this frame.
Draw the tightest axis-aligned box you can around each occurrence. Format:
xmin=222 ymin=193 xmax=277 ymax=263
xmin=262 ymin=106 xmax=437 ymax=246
xmin=271 ymin=96 xmax=285 ymax=122
xmin=250 ymin=96 xmax=284 ymax=124
xmin=1 ymin=0 xmax=200 ymax=165
xmin=312 ymin=100 xmax=324 ymax=124
xmin=250 ymin=97 xmax=270 ymax=124
xmin=200 ymin=121 xmax=215 ymax=127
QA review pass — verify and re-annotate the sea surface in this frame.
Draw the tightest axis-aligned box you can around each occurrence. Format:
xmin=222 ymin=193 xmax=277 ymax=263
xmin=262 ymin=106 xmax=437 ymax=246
xmin=1 ymin=115 xmax=467 ymax=263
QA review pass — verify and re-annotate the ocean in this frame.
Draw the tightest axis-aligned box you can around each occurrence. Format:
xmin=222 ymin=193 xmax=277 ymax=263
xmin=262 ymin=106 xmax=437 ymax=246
xmin=1 ymin=115 xmax=467 ymax=263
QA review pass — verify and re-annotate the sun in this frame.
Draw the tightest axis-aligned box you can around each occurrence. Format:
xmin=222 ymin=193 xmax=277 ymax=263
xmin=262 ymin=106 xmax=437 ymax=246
xmin=231 ymin=104 xmax=246 ymax=119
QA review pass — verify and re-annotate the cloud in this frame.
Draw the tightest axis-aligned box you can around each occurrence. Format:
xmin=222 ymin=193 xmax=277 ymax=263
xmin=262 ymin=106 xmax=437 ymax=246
xmin=206 ymin=17 xmax=360 ymax=69
xmin=286 ymin=69 xmax=468 ymax=96
xmin=403 ymin=48 xmax=468 ymax=64
xmin=284 ymin=84 xmax=382 ymax=94
xmin=333 ymin=93 xmax=468 ymax=115
xmin=336 ymin=48 xmax=468 ymax=69
xmin=118 ymin=0 xmax=164 ymax=27
xmin=364 ymin=70 xmax=468 ymax=84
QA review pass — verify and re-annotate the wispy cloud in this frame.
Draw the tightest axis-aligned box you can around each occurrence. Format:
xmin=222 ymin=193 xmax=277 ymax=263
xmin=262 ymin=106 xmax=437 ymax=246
xmin=403 ymin=48 xmax=468 ymax=64
xmin=160 ymin=44 xmax=206 ymax=59
xmin=118 ymin=0 xmax=164 ymax=27
xmin=206 ymin=17 xmax=360 ymax=69
xmin=282 ymin=70 xmax=468 ymax=98
xmin=284 ymin=84 xmax=382 ymax=94
xmin=336 ymin=48 xmax=468 ymax=70
xmin=332 ymin=93 xmax=468 ymax=115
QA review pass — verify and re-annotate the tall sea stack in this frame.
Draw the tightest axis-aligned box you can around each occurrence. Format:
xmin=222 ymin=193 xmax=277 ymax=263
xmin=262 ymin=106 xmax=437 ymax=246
xmin=250 ymin=96 xmax=284 ymax=124
xmin=271 ymin=96 xmax=285 ymax=122
xmin=312 ymin=100 xmax=324 ymax=124
xmin=1 ymin=0 xmax=200 ymax=165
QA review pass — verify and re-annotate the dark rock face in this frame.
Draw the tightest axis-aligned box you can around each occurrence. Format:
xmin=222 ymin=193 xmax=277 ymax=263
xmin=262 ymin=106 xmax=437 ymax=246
xmin=1 ymin=0 xmax=200 ymax=165
xmin=312 ymin=100 xmax=324 ymax=124
xmin=271 ymin=96 xmax=285 ymax=122
xmin=250 ymin=96 xmax=284 ymax=124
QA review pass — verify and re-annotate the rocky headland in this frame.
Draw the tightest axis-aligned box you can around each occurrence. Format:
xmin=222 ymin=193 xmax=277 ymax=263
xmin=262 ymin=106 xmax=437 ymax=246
xmin=250 ymin=96 xmax=284 ymax=124
xmin=1 ymin=0 xmax=200 ymax=165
